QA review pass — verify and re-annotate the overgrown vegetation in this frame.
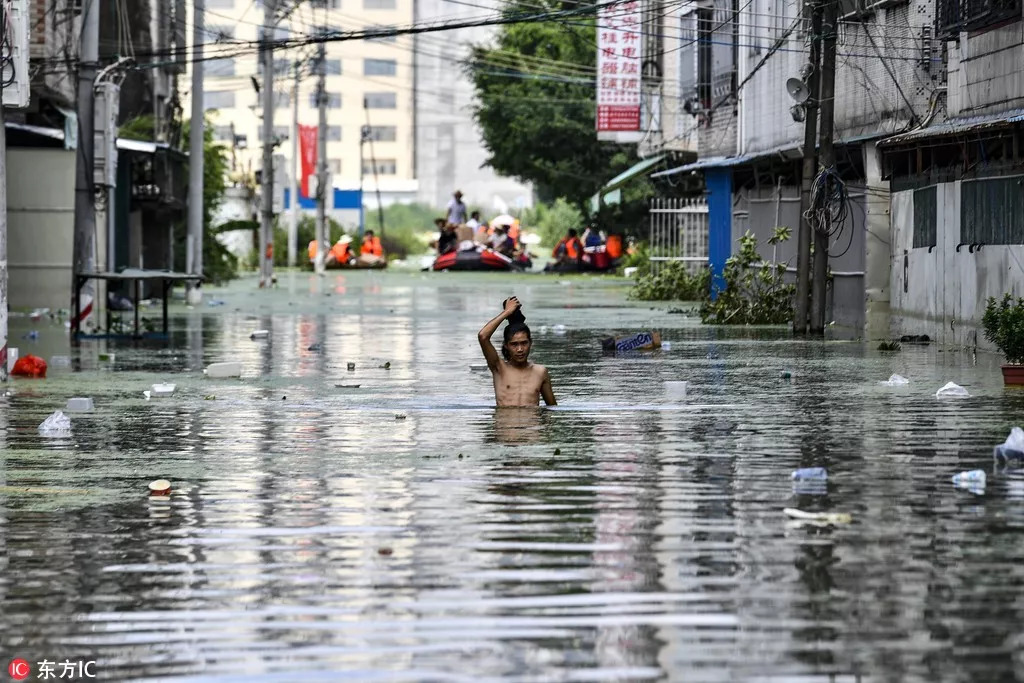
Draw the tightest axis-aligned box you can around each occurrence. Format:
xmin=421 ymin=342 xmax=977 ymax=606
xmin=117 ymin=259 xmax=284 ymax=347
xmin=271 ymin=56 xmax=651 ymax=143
xmin=629 ymin=261 xmax=709 ymax=302
xmin=520 ymin=199 xmax=584 ymax=247
xmin=364 ymin=202 xmax=439 ymax=257
xmin=983 ymin=293 xmax=1024 ymax=364
xmin=628 ymin=228 xmax=795 ymax=325
xmin=700 ymin=228 xmax=794 ymax=325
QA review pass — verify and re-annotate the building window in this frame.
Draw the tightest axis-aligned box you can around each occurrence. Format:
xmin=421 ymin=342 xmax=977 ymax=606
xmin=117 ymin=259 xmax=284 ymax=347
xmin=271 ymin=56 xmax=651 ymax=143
xmin=937 ymin=0 xmax=1022 ymax=38
xmin=312 ymin=0 xmax=341 ymax=7
xmin=961 ymin=176 xmax=1024 ymax=245
xmin=364 ymin=0 xmax=396 ymax=8
xmin=365 ymin=125 xmax=396 ymax=141
xmin=324 ymin=59 xmax=342 ymax=75
xmin=208 ymin=0 xmax=233 ymax=7
xmin=366 ymin=25 xmax=396 ymax=42
xmin=205 ymin=90 xmax=235 ymax=109
xmin=206 ymin=58 xmax=236 ymax=77
xmin=913 ymin=186 xmax=937 ymax=249
xmin=274 ymin=91 xmax=290 ymax=108
xmin=329 ymin=159 xmax=342 ymax=174
xmin=364 ymin=92 xmax=397 ymax=108
xmin=362 ymin=158 xmax=397 ymax=175
xmin=213 ymin=125 xmax=233 ymax=141
xmin=309 ymin=91 xmax=342 ymax=108
xmin=364 ymin=58 xmax=397 ymax=76
xmin=327 ymin=126 xmax=342 ymax=141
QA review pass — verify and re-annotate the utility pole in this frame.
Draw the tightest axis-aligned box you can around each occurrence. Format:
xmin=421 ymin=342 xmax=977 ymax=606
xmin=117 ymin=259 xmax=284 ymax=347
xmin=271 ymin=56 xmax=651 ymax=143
xmin=187 ymin=0 xmax=205 ymax=294
xmin=259 ymin=0 xmax=277 ymax=287
xmin=358 ymin=125 xmax=366 ymax=237
xmin=314 ymin=40 xmax=327 ymax=274
xmin=794 ymin=0 xmax=822 ymax=335
xmin=288 ymin=59 xmax=300 ymax=268
xmin=72 ymin=0 xmax=100 ymax=328
xmin=0 ymin=3 xmax=7 ymax=381
xmin=811 ymin=0 xmax=838 ymax=334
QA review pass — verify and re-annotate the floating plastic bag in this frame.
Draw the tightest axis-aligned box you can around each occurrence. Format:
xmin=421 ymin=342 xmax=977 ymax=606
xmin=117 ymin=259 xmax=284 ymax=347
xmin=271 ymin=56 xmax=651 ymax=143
xmin=880 ymin=374 xmax=910 ymax=386
xmin=994 ymin=427 xmax=1024 ymax=462
xmin=602 ymin=331 xmax=661 ymax=353
xmin=936 ymin=382 xmax=970 ymax=398
xmin=38 ymin=410 xmax=71 ymax=437
xmin=11 ymin=354 xmax=47 ymax=378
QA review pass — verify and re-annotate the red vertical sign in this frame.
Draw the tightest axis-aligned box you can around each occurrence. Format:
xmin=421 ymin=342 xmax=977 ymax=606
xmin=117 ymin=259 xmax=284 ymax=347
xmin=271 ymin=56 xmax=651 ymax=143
xmin=596 ymin=0 xmax=642 ymax=132
xmin=298 ymin=124 xmax=318 ymax=199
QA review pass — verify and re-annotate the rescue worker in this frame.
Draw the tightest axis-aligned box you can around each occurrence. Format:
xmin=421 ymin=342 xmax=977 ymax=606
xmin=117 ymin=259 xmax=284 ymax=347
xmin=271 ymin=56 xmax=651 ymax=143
xmin=551 ymin=229 xmax=583 ymax=266
xmin=358 ymin=230 xmax=385 ymax=265
xmin=326 ymin=234 xmax=354 ymax=267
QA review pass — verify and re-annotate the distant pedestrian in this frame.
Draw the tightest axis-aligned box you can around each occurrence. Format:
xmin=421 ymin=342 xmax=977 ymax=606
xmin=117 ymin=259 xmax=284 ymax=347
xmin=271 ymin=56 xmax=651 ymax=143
xmin=446 ymin=190 xmax=467 ymax=225
xmin=466 ymin=210 xmax=481 ymax=231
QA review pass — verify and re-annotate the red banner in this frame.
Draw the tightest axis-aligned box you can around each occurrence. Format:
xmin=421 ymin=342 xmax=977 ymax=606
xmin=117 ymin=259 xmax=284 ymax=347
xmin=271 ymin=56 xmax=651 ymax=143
xmin=298 ymin=124 xmax=318 ymax=199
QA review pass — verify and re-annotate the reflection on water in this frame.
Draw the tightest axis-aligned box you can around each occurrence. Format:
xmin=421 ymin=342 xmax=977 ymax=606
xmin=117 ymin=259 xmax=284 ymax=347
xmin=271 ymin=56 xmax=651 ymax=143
xmin=2 ymin=270 xmax=1024 ymax=680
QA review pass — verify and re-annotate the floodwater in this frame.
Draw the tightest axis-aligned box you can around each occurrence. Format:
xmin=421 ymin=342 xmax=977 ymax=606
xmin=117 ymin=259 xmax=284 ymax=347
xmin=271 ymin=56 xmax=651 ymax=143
xmin=2 ymin=269 xmax=1024 ymax=682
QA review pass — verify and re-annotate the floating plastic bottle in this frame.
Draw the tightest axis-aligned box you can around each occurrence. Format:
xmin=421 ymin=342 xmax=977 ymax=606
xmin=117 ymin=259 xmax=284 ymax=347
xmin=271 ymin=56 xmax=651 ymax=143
xmin=952 ymin=470 xmax=986 ymax=492
xmin=936 ymin=382 xmax=970 ymax=398
xmin=792 ymin=467 xmax=828 ymax=481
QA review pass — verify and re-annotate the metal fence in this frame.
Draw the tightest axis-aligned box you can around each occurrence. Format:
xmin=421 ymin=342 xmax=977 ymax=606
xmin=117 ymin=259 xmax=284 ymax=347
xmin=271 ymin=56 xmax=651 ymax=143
xmin=648 ymin=197 xmax=709 ymax=276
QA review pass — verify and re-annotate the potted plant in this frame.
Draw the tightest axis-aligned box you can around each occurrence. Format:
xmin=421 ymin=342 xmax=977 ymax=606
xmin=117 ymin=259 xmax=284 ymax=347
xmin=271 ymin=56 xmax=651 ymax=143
xmin=982 ymin=294 xmax=1024 ymax=385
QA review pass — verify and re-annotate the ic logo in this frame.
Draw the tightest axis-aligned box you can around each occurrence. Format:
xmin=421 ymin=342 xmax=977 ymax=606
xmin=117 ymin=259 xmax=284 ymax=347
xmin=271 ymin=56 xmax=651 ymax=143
xmin=8 ymin=659 xmax=31 ymax=680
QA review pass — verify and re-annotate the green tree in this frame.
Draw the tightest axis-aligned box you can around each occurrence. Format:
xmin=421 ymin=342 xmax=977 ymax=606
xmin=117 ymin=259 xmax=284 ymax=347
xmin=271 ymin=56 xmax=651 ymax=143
xmin=467 ymin=9 xmax=652 ymax=218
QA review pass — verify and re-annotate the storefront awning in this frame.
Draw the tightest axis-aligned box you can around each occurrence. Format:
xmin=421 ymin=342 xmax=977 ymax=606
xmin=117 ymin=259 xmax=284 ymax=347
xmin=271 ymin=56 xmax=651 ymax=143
xmin=878 ymin=108 xmax=1024 ymax=147
xmin=602 ymin=154 xmax=665 ymax=192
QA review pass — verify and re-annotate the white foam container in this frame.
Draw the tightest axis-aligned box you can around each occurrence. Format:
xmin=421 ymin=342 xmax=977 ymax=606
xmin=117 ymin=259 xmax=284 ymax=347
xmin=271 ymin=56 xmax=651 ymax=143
xmin=151 ymin=383 xmax=176 ymax=397
xmin=205 ymin=361 xmax=242 ymax=378
xmin=6 ymin=347 xmax=18 ymax=373
xmin=250 ymin=330 xmax=269 ymax=340
xmin=66 ymin=397 xmax=94 ymax=412
xmin=665 ymin=381 xmax=688 ymax=397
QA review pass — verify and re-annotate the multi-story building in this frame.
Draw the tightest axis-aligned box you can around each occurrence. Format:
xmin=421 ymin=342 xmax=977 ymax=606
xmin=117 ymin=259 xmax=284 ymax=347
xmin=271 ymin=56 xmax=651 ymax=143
xmin=186 ymin=0 xmax=418 ymax=217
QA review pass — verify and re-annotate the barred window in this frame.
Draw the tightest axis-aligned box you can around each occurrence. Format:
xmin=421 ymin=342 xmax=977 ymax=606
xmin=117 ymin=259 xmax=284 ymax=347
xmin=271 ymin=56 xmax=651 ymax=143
xmin=961 ymin=176 xmax=1024 ymax=245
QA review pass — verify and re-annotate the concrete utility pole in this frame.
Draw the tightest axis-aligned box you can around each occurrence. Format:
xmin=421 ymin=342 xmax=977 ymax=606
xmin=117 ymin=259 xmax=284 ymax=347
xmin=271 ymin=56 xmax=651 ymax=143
xmin=0 ymin=78 xmax=7 ymax=381
xmin=72 ymin=0 xmax=100 ymax=327
xmin=288 ymin=59 xmax=300 ymax=268
xmin=259 ymin=0 xmax=277 ymax=287
xmin=187 ymin=0 xmax=205 ymax=290
xmin=795 ymin=0 xmax=822 ymax=334
xmin=314 ymin=40 xmax=327 ymax=274
xmin=811 ymin=0 xmax=838 ymax=334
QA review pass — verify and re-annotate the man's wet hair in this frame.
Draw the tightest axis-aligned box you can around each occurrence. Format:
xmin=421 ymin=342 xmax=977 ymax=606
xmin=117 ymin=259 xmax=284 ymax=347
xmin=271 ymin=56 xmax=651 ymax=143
xmin=502 ymin=322 xmax=531 ymax=361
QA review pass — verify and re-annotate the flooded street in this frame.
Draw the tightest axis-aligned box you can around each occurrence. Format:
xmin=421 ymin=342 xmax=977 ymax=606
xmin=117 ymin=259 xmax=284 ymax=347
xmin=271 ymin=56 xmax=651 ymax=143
xmin=3 ymin=270 xmax=1024 ymax=681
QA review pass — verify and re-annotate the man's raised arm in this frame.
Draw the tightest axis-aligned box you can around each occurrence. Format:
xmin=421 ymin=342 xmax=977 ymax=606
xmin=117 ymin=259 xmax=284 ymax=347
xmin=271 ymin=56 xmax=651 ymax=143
xmin=478 ymin=297 xmax=519 ymax=371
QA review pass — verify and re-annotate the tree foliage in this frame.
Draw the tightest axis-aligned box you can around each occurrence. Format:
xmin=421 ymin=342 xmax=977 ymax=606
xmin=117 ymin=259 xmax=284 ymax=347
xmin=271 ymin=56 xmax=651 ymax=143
xmin=467 ymin=9 xmax=651 ymax=217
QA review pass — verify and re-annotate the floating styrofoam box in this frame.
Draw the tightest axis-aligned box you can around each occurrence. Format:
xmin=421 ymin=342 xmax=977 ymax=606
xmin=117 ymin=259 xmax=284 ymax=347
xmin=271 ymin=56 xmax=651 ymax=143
xmin=151 ymin=383 xmax=176 ymax=397
xmin=66 ymin=397 xmax=94 ymax=412
xmin=205 ymin=362 xmax=242 ymax=378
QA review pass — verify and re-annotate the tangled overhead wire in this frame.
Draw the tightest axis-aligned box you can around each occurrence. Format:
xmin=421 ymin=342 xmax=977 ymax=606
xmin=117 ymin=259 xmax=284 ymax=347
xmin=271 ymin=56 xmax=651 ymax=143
xmin=806 ymin=165 xmax=856 ymax=258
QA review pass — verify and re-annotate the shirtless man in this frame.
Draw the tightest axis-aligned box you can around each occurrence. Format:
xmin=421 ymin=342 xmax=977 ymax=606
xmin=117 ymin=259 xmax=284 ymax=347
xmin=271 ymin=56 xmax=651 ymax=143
xmin=478 ymin=297 xmax=557 ymax=407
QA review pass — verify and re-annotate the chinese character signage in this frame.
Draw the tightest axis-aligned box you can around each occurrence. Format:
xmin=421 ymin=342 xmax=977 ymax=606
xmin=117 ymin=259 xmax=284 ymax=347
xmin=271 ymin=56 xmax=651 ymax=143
xmin=596 ymin=0 xmax=641 ymax=132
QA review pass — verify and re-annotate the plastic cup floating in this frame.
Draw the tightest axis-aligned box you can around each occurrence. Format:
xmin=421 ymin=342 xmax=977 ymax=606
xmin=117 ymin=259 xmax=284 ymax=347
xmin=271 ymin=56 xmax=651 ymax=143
xmin=148 ymin=479 xmax=172 ymax=496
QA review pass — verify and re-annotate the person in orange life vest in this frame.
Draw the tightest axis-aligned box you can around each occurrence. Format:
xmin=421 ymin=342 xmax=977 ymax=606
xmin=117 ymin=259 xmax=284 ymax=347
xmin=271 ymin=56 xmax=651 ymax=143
xmin=359 ymin=229 xmax=385 ymax=265
xmin=552 ymin=229 xmax=583 ymax=264
xmin=308 ymin=238 xmax=330 ymax=265
xmin=325 ymin=234 xmax=354 ymax=267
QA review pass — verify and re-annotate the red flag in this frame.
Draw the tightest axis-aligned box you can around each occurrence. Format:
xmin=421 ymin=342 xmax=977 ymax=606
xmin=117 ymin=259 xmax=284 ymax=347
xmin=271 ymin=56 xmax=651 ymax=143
xmin=298 ymin=124 xmax=318 ymax=199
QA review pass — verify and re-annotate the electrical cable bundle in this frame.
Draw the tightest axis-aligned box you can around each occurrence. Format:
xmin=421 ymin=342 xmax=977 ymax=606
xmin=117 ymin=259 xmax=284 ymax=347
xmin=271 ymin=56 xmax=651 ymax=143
xmin=806 ymin=165 xmax=856 ymax=258
xmin=1 ymin=0 xmax=15 ymax=89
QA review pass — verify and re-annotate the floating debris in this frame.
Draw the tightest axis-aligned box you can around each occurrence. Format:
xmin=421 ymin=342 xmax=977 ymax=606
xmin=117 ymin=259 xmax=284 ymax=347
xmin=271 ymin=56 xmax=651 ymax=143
xmin=38 ymin=411 xmax=71 ymax=437
xmin=936 ymin=382 xmax=970 ymax=398
xmin=783 ymin=508 xmax=852 ymax=525
xmin=148 ymin=479 xmax=172 ymax=496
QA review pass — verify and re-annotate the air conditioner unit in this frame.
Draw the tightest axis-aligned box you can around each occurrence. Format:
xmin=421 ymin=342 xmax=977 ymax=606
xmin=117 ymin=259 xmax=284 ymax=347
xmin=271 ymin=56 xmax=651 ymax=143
xmin=3 ymin=0 xmax=31 ymax=108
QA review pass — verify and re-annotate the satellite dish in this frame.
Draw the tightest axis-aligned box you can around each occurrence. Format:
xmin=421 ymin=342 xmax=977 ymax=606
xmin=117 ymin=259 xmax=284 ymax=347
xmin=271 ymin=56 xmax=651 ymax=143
xmin=786 ymin=77 xmax=810 ymax=103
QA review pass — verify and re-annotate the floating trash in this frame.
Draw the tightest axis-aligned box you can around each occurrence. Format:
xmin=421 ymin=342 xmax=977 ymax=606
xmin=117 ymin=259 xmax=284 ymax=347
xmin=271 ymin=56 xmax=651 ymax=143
xmin=994 ymin=427 xmax=1024 ymax=463
xmin=936 ymin=381 xmax=970 ymax=398
xmin=395 ymin=414 xmax=407 ymax=420
xmin=65 ymin=397 xmax=94 ymax=413
xmin=792 ymin=467 xmax=828 ymax=481
xmin=952 ymin=470 xmax=986 ymax=494
xmin=783 ymin=508 xmax=852 ymax=525
xmin=602 ymin=331 xmax=660 ymax=353
xmin=880 ymin=374 xmax=910 ymax=386
xmin=250 ymin=330 xmax=269 ymax=340
xmin=205 ymin=362 xmax=242 ymax=378
xmin=38 ymin=411 xmax=71 ymax=437
xmin=151 ymin=383 xmax=176 ymax=397
xmin=552 ymin=324 xmax=567 ymax=335
xmin=664 ymin=381 xmax=688 ymax=397
xmin=347 ymin=362 xmax=356 ymax=371
xmin=148 ymin=479 xmax=172 ymax=496
xmin=308 ymin=342 xmax=323 ymax=352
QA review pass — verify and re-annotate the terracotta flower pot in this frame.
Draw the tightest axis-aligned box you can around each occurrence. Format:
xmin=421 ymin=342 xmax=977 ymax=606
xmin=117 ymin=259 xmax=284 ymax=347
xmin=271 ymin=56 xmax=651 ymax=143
xmin=1001 ymin=365 xmax=1024 ymax=386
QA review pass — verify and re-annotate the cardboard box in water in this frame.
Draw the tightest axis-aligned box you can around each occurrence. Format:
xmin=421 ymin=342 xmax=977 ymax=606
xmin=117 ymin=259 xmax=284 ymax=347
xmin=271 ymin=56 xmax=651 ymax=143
xmin=602 ymin=331 xmax=662 ymax=353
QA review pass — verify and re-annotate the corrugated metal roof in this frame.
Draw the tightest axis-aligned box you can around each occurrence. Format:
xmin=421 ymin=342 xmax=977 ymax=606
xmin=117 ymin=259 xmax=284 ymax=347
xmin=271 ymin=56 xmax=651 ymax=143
xmin=879 ymin=108 xmax=1024 ymax=146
